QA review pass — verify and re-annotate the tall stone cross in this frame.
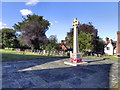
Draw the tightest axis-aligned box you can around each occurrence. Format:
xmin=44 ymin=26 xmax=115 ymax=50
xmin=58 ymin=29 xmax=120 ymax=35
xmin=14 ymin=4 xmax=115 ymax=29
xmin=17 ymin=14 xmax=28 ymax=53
xmin=64 ymin=18 xmax=87 ymax=65
xmin=70 ymin=18 xmax=81 ymax=63
xmin=72 ymin=18 xmax=79 ymax=54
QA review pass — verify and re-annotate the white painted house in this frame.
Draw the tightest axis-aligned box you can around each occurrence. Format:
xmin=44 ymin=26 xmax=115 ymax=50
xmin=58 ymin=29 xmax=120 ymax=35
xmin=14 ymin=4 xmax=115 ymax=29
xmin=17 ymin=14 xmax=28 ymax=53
xmin=104 ymin=38 xmax=116 ymax=55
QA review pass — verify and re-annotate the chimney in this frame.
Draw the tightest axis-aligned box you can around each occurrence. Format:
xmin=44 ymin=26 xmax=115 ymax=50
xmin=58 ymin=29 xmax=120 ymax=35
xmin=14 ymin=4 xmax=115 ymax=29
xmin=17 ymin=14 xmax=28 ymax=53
xmin=105 ymin=37 xmax=109 ymax=44
xmin=109 ymin=39 xmax=113 ymax=44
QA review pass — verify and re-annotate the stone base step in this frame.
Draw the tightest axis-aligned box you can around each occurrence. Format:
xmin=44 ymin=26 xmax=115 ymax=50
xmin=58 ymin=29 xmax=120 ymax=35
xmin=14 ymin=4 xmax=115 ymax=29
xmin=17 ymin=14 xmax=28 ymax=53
xmin=64 ymin=61 xmax=88 ymax=66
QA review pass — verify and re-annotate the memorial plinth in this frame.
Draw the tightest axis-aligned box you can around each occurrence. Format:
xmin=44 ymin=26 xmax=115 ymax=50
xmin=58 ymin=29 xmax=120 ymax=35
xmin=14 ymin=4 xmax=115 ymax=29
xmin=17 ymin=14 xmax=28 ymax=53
xmin=64 ymin=18 xmax=88 ymax=66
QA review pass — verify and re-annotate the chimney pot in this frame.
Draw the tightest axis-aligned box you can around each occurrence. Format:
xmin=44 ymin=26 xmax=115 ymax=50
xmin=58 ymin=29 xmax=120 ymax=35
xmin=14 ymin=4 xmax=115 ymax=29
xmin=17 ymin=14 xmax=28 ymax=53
xmin=109 ymin=39 xmax=113 ymax=44
xmin=105 ymin=37 xmax=109 ymax=44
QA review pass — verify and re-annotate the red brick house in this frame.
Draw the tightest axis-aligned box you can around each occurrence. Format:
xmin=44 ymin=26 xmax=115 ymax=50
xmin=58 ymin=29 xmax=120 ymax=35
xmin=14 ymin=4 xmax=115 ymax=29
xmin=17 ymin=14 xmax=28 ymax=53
xmin=60 ymin=40 xmax=71 ymax=51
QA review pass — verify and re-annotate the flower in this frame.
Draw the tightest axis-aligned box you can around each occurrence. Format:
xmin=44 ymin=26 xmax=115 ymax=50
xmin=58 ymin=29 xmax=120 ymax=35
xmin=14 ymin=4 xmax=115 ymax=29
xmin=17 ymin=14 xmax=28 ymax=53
xmin=70 ymin=58 xmax=74 ymax=62
xmin=79 ymin=58 xmax=82 ymax=62
xmin=70 ymin=58 xmax=82 ymax=63
xmin=20 ymin=51 xmax=25 ymax=55
xmin=74 ymin=58 xmax=77 ymax=61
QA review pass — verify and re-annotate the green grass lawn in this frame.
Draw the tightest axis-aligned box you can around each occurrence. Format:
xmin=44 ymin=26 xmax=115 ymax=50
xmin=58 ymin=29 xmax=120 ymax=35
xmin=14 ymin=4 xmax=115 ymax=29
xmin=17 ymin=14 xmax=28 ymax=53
xmin=1 ymin=49 xmax=120 ymax=62
xmin=0 ymin=49 xmax=68 ymax=62
xmin=86 ymin=55 xmax=120 ymax=61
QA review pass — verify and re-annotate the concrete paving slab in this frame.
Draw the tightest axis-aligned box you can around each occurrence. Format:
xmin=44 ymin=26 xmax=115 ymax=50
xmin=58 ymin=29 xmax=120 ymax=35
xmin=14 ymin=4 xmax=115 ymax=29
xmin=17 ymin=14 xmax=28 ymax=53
xmin=2 ymin=58 xmax=119 ymax=88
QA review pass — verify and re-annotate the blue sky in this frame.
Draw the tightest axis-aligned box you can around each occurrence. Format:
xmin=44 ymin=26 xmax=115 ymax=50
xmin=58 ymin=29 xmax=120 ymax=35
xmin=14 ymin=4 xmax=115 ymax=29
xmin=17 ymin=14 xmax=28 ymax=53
xmin=1 ymin=2 xmax=118 ymax=42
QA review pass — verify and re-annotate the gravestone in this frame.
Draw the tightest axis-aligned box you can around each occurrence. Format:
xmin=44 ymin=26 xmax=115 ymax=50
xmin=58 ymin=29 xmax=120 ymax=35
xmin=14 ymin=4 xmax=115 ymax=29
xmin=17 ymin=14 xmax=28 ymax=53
xmin=64 ymin=18 xmax=87 ymax=66
xmin=47 ymin=51 xmax=50 ymax=56
xmin=43 ymin=50 xmax=46 ymax=55
xmin=70 ymin=51 xmax=72 ymax=57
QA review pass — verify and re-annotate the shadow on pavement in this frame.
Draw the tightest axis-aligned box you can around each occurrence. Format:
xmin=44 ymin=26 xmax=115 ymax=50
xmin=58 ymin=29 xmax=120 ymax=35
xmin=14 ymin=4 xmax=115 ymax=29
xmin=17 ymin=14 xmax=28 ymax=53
xmin=2 ymin=56 xmax=115 ymax=88
xmin=86 ymin=59 xmax=106 ymax=63
xmin=2 ymin=60 xmax=112 ymax=88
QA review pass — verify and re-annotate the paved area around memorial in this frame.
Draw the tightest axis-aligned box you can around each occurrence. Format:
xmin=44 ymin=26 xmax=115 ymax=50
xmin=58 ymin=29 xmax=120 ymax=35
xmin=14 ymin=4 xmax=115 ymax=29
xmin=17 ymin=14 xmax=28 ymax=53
xmin=2 ymin=57 xmax=119 ymax=88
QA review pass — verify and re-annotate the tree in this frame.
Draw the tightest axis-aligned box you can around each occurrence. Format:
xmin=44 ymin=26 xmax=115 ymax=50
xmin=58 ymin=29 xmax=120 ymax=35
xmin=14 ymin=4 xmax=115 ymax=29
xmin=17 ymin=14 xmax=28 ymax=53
xmin=66 ymin=22 xmax=105 ymax=54
xmin=45 ymin=35 xmax=60 ymax=55
xmin=66 ymin=31 xmax=93 ymax=55
xmin=0 ymin=28 xmax=20 ymax=49
xmin=78 ymin=31 xmax=94 ymax=53
xmin=67 ymin=22 xmax=98 ymax=38
xmin=13 ymin=14 xmax=50 ymax=51
xmin=55 ymin=43 xmax=61 ymax=51
xmin=93 ymin=37 xmax=105 ymax=54
xmin=65 ymin=35 xmax=73 ymax=48
xmin=46 ymin=35 xmax=58 ymax=51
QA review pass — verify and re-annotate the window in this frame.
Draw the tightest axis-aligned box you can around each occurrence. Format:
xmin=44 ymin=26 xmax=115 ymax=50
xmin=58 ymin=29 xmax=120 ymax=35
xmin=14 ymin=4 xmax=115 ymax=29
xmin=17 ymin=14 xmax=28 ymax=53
xmin=107 ymin=47 xmax=110 ymax=50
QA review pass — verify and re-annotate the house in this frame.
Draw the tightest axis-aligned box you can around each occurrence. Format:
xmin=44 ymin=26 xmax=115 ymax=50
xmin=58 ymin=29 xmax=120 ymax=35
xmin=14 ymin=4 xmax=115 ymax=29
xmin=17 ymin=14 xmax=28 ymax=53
xmin=60 ymin=40 xmax=71 ymax=51
xmin=104 ymin=38 xmax=116 ymax=55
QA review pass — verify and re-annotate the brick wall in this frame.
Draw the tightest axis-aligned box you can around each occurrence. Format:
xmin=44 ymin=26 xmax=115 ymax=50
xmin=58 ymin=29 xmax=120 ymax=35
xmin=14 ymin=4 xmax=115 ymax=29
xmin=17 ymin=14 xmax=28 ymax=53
xmin=116 ymin=31 xmax=120 ymax=56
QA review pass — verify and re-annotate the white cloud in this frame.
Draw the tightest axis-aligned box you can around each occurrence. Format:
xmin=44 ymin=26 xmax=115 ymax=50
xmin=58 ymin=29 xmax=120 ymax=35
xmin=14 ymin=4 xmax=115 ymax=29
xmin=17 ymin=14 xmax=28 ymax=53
xmin=3 ymin=23 xmax=7 ymax=26
xmin=55 ymin=21 xmax=58 ymax=23
xmin=2 ymin=26 xmax=9 ymax=29
xmin=26 ymin=0 xmax=39 ymax=6
xmin=20 ymin=9 xmax=32 ymax=16
xmin=50 ymin=22 xmax=53 ymax=25
xmin=0 ymin=22 xmax=9 ymax=29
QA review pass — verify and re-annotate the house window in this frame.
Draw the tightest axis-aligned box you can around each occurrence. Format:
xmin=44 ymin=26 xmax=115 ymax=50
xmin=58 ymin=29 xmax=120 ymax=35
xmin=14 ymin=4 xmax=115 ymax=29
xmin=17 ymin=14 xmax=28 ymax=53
xmin=107 ymin=47 xmax=110 ymax=50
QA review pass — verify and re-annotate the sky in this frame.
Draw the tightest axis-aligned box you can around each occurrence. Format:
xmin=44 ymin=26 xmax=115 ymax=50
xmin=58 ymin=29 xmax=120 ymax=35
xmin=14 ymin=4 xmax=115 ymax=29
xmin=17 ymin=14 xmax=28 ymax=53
xmin=1 ymin=1 xmax=118 ymax=42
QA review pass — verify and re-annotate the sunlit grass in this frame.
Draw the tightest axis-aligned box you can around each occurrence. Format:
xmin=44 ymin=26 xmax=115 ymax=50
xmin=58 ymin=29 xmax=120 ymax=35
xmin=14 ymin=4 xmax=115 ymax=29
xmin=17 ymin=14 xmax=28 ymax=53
xmin=0 ymin=49 xmax=68 ymax=61
xmin=86 ymin=55 xmax=120 ymax=61
xmin=1 ymin=49 xmax=119 ymax=62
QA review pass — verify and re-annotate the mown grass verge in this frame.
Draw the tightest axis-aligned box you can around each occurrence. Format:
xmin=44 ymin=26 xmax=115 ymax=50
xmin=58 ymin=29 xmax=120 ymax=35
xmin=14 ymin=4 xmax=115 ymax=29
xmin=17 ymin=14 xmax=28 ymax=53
xmin=0 ymin=49 xmax=68 ymax=62
xmin=86 ymin=55 xmax=120 ymax=61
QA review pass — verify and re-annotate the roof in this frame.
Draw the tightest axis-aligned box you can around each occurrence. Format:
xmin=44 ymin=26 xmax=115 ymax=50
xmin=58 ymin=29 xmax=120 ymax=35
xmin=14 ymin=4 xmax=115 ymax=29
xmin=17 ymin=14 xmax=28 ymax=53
xmin=105 ymin=41 xmax=117 ymax=49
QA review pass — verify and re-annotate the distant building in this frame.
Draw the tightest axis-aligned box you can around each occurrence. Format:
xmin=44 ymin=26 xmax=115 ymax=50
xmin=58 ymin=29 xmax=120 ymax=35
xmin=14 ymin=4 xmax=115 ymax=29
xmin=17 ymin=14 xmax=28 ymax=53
xmin=104 ymin=38 xmax=116 ymax=55
xmin=60 ymin=40 xmax=71 ymax=51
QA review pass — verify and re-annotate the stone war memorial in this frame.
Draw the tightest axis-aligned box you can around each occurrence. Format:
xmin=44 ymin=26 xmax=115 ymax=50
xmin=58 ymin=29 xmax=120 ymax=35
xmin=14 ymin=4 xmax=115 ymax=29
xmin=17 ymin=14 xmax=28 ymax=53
xmin=64 ymin=18 xmax=87 ymax=66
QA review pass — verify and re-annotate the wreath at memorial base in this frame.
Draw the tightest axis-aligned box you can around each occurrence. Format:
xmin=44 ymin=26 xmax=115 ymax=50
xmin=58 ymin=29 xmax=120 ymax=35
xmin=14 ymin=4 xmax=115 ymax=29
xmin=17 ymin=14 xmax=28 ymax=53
xmin=70 ymin=58 xmax=82 ymax=63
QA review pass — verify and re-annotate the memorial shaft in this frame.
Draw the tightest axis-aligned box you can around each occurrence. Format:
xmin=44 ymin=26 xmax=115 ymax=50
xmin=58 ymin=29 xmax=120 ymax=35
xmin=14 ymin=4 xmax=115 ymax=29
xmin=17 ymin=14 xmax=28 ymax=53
xmin=72 ymin=18 xmax=80 ymax=60
xmin=73 ymin=25 xmax=78 ymax=54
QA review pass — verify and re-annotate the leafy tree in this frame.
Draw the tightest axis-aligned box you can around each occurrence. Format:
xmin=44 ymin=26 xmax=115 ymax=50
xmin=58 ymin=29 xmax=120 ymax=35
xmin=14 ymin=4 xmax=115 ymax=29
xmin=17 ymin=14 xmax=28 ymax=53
xmin=0 ymin=30 xmax=2 ymax=48
xmin=93 ymin=37 xmax=105 ymax=54
xmin=55 ymin=43 xmax=61 ymax=51
xmin=45 ymin=44 xmax=52 ymax=51
xmin=66 ymin=31 xmax=93 ymax=55
xmin=66 ymin=22 xmax=105 ymax=54
xmin=13 ymin=14 xmax=50 ymax=51
xmin=65 ymin=35 xmax=73 ymax=48
xmin=46 ymin=35 xmax=58 ymax=51
xmin=67 ymin=22 xmax=98 ymax=38
xmin=45 ymin=35 xmax=61 ymax=55
xmin=0 ymin=28 xmax=20 ymax=49
xmin=78 ymin=31 xmax=93 ymax=53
